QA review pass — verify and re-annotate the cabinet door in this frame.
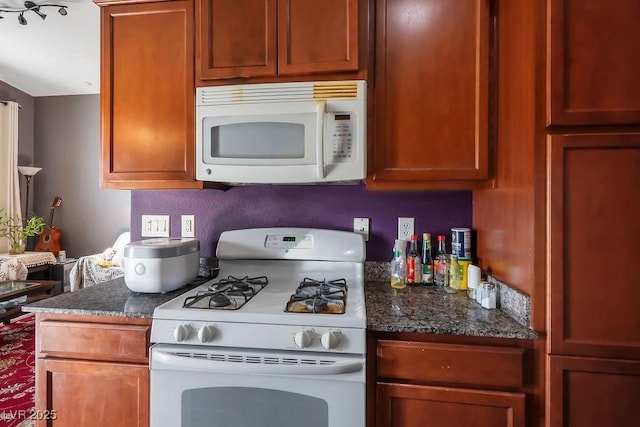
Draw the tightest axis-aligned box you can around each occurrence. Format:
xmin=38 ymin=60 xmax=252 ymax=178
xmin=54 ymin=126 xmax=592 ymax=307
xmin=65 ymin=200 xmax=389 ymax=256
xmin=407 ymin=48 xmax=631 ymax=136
xmin=377 ymin=382 xmax=525 ymax=427
xmin=548 ymin=355 xmax=640 ymax=427
xmin=197 ymin=0 xmax=277 ymax=80
xmin=36 ymin=359 xmax=149 ymax=427
xmin=548 ymin=0 xmax=640 ymax=125
xmin=548 ymin=133 xmax=640 ymax=359
xmin=100 ymin=0 xmax=200 ymax=189
xmin=369 ymin=0 xmax=490 ymax=188
xmin=277 ymin=0 xmax=359 ymax=75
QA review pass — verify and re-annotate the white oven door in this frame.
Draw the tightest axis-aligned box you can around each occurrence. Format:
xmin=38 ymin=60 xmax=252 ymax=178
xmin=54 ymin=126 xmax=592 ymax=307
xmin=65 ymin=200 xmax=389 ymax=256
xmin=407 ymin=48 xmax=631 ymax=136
xmin=150 ymin=344 xmax=365 ymax=427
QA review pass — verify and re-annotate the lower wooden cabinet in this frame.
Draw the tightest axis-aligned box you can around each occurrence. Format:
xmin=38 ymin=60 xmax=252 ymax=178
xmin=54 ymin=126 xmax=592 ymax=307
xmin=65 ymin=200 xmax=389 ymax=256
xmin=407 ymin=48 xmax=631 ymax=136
xmin=547 ymin=355 xmax=640 ymax=427
xmin=35 ymin=314 xmax=151 ymax=427
xmin=36 ymin=359 xmax=148 ymax=427
xmin=370 ymin=335 xmax=530 ymax=427
xmin=377 ymin=382 xmax=525 ymax=427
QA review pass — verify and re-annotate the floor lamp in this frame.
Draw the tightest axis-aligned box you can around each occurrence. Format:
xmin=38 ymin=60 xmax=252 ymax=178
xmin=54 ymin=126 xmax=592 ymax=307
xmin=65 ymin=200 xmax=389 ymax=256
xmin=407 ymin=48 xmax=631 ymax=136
xmin=18 ymin=166 xmax=42 ymax=221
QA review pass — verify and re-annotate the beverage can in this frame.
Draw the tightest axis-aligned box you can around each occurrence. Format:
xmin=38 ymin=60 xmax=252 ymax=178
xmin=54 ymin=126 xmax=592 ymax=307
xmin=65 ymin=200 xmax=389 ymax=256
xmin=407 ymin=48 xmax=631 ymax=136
xmin=58 ymin=250 xmax=66 ymax=263
xmin=451 ymin=228 xmax=471 ymax=259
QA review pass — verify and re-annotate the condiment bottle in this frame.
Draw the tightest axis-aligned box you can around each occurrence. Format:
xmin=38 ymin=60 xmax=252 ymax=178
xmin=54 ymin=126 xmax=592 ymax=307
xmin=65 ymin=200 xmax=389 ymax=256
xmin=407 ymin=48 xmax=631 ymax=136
xmin=421 ymin=233 xmax=434 ymax=285
xmin=406 ymin=234 xmax=422 ymax=285
xmin=390 ymin=239 xmax=406 ymax=289
xmin=435 ymin=235 xmax=448 ymax=287
xmin=449 ymin=254 xmax=461 ymax=290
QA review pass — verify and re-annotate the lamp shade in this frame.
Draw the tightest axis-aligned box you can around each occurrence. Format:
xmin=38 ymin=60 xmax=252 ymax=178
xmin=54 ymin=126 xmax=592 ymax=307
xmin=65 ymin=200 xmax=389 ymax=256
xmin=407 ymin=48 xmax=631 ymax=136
xmin=18 ymin=166 xmax=42 ymax=177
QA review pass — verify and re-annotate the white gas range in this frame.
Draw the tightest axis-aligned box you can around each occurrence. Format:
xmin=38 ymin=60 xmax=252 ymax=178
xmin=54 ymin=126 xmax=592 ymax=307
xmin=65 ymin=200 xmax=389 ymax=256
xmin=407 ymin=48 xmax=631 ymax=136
xmin=150 ymin=228 xmax=367 ymax=427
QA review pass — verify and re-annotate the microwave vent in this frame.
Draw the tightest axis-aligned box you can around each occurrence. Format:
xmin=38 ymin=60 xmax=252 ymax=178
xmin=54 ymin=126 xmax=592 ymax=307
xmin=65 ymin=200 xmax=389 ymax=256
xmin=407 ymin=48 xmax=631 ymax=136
xmin=198 ymin=81 xmax=363 ymax=106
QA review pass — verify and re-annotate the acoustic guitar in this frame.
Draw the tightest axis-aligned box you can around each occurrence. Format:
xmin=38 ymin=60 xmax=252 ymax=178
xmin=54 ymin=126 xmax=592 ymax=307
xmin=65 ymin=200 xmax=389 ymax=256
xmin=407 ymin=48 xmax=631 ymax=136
xmin=35 ymin=196 xmax=62 ymax=256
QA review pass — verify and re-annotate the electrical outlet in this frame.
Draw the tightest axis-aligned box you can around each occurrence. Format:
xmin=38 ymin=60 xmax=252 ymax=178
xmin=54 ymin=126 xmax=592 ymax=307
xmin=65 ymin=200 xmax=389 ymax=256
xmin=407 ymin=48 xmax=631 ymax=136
xmin=181 ymin=215 xmax=195 ymax=238
xmin=141 ymin=215 xmax=170 ymax=237
xmin=398 ymin=217 xmax=414 ymax=241
xmin=353 ymin=217 xmax=369 ymax=241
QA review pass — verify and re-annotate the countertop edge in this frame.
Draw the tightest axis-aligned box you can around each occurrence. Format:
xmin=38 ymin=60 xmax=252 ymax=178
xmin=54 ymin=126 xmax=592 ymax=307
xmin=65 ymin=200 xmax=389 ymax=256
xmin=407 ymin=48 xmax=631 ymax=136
xmin=366 ymin=324 xmax=538 ymax=340
xmin=22 ymin=306 xmax=152 ymax=318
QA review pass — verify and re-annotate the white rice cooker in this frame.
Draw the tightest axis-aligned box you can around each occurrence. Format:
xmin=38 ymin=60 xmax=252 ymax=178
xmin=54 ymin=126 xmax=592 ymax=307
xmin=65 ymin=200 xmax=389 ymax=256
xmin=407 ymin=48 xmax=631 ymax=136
xmin=123 ymin=238 xmax=199 ymax=293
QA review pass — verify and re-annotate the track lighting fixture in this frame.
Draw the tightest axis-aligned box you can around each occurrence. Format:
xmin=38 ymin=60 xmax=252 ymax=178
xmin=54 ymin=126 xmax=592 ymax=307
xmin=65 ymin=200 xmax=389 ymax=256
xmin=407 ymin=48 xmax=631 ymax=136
xmin=0 ymin=1 xmax=68 ymax=26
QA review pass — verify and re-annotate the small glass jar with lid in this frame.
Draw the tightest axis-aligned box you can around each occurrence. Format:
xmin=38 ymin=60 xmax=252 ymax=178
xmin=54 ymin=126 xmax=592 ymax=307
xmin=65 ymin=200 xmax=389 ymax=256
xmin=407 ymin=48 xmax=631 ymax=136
xmin=476 ymin=281 xmax=496 ymax=309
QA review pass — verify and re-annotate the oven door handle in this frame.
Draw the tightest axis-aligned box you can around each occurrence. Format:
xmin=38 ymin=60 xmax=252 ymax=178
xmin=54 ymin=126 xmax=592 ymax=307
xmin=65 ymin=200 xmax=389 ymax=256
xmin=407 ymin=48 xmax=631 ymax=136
xmin=153 ymin=350 xmax=363 ymax=375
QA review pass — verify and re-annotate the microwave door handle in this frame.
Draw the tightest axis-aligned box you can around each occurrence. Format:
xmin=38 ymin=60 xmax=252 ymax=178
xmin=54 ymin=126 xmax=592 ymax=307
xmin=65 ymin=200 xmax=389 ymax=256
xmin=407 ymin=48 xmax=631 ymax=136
xmin=316 ymin=101 xmax=326 ymax=179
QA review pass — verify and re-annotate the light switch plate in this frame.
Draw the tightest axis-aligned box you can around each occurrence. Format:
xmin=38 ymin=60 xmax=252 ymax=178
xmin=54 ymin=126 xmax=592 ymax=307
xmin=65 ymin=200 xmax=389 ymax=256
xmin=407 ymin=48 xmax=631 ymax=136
xmin=181 ymin=215 xmax=195 ymax=238
xmin=353 ymin=217 xmax=369 ymax=241
xmin=141 ymin=215 xmax=170 ymax=237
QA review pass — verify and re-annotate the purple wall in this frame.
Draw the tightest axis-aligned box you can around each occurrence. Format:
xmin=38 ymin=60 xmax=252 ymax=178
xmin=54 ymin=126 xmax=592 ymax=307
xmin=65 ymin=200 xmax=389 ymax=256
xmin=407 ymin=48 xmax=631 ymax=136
xmin=131 ymin=184 xmax=471 ymax=261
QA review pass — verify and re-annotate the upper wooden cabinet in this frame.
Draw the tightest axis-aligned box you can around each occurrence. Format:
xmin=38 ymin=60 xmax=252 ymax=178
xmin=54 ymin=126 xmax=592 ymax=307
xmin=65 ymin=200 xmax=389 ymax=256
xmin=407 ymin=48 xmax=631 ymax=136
xmin=97 ymin=0 xmax=201 ymax=189
xmin=367 ymin=0 xmax=491 ymax=190
xmin=548 ymin=0 xmax=640 ymax=126
xmin=196 ymin=0 xmax=366 ymax=83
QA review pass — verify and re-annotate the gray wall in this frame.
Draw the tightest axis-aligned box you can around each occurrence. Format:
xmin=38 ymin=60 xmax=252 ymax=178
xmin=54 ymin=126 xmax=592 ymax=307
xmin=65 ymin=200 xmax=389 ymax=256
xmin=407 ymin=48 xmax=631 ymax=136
xmin=33 ymin=95 xmax=130 ymax=258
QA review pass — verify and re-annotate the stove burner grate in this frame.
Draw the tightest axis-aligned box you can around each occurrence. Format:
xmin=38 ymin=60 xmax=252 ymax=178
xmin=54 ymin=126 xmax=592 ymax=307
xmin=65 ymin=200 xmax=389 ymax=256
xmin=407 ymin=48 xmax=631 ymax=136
xmin=285 ymin=277 xmax=347 ymax=314
xmin=183 ymin=275 xmax=268 ymax=310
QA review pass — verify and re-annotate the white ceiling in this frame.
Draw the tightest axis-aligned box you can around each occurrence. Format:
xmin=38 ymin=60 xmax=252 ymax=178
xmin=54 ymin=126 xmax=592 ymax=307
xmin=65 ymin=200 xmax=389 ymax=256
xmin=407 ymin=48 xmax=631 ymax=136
xmin=0 ymin=0 xmax=99 ymax=97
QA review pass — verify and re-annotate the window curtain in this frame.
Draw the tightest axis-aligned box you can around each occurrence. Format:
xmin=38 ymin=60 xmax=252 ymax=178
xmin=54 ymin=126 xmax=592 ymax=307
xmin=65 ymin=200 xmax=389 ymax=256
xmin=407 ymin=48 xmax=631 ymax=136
xmin=0 ymin=101 xmax=22 ymax=253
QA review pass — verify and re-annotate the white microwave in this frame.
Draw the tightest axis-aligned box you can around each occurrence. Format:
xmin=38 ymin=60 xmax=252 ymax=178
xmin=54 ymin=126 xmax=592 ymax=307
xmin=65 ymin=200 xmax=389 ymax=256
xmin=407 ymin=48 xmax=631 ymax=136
xmin=196 ymin=80 xmax=366 ymax=184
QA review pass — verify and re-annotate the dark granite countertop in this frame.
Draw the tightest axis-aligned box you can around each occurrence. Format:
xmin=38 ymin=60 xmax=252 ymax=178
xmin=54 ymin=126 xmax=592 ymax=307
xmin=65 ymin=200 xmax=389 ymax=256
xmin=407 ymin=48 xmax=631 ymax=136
xmin=365 ymin=281 xmax=538 ymax=340
xmin=23 ymin=277 xmax=537 ymax=340
xmin=22 ymin=277 xmax=200 ymax=318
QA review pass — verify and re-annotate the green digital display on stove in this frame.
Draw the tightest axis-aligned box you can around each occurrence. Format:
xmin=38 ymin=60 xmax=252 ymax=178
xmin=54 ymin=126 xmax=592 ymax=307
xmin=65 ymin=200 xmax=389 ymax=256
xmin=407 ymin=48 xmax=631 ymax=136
xmin=283 ymin=236 xmax=296 ymax=242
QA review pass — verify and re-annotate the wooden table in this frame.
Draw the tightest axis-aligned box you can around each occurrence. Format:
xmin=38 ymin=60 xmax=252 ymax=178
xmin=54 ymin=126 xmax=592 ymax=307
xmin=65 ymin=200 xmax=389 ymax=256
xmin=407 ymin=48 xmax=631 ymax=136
xmin=0 ymin=280 xmax=61 ymax=323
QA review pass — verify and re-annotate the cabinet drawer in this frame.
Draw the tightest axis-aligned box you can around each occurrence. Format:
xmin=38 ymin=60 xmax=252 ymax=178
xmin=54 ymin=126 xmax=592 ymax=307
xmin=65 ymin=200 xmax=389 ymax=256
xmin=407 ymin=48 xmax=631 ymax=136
xmin=38 ymin=320 xmax=150 ymax=363
xmin=377 ymin=340 xmax=525 ymax=389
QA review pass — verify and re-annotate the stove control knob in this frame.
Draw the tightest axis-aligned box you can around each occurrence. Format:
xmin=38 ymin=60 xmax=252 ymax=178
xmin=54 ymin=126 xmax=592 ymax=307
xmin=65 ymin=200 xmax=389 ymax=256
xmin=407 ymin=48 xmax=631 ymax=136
xmin=173 ymin=324 xmax=191 ymax=342
xmin=197 ymin=325 xmax=216 ymax=343
xmin=294 ymin=330 xmax=312 ymax=348
xmin=321 ymin=331 xmax=340 ymax=350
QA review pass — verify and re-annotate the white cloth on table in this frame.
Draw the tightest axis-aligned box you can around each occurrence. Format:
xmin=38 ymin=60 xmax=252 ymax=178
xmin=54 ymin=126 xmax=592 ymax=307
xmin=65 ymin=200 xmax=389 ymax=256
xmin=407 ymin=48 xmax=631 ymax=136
xmin=1 ymin=251 xmax=57 ymax=268
xmin=0 ymin=251 xmax=57 ymax=281
xmin=69 ymin=255 xmax=124 ymax=291
xmin=68 ymin=232 xmax=130 ymax=291
xmin=0 ymin=257 xmax=28 ymax=281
